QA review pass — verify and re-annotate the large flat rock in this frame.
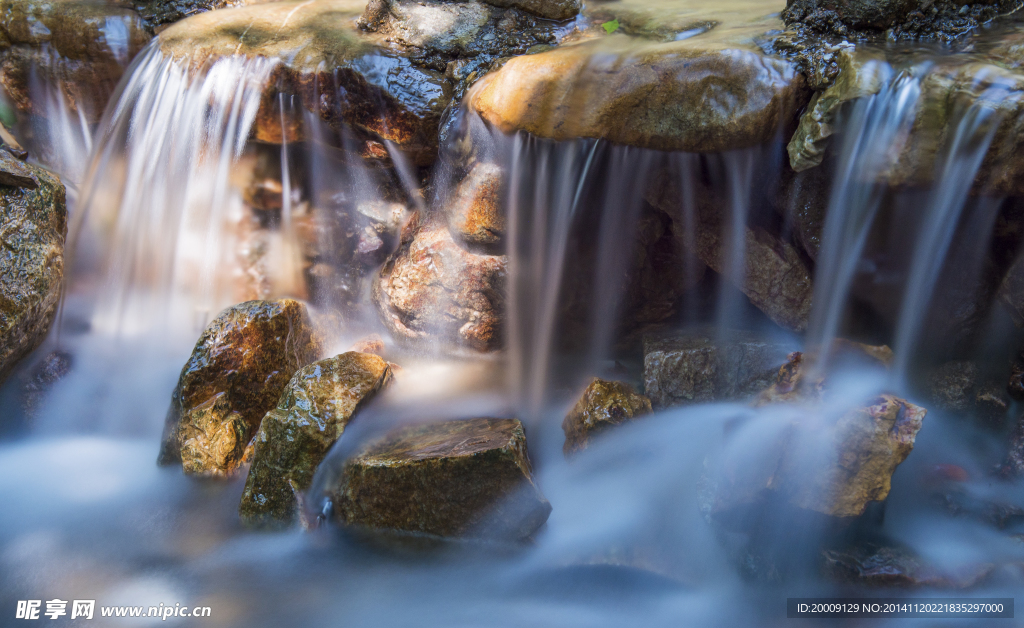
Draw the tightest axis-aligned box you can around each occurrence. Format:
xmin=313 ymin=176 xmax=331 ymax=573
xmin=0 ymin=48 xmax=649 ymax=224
xmin=329 ymin=418 xmax=551 ymax=540
xmin=469 ymin=36 xmax=810 ymax=152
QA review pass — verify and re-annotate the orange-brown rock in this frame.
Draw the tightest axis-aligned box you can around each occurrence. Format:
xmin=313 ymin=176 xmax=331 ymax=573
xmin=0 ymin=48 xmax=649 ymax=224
xmin=157 ymin=299 xmax=321 ymax=477
xmin=562 ymin=378 xmax=652 ymax=456
xmin=470 ymin=37 xmax=809 ymax=153
xmin=373 ymin=213 xmax=506 ymax=352
xmin=445 ymin=161 xmax=505 ymax=247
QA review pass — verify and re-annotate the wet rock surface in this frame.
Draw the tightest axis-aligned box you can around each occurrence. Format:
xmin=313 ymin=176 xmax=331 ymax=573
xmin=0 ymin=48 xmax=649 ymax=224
xmin=562 ymin=378 xmax=652 ymax=456
xmin=645 ymin=170 xmax=815 ymax=332
xmin=0 ymin=162 xmax=65 ymax=384
xmin=358 ymin=0 xmax=562 ymax=71
xmin=823 ymin=542 xmax=994 ymax=588
xmin=642 ymin=330 xmax=796 ymax=409
xmin=373 ymin=213 xmax=506 ymax=352
xmin=469 ymin=37 xmax=810 ymax=153
xmin=0 ymin=148 xmax=36 ymax=188
xmin=158 ymin=299 xmax=321 ymax=477
xmin=0 ymin=0 xmax=152 ymax=123
xmin=783 ymin=0 xmax=1022 ymax=42
xmin=704 ymin=349 xmax=925 ymax=520
xmin=444 ymin=161 xmax=505 ymax=247
xmin=926 ymin=360 xmax=1009 ymax=427
xmin=329 ymin=418 xmax=551 ymax=540
xmin=159 ymin=0 xmax=451 ymax=165
xmin=134 ymin=0 xmax=250 ymax=29
xmin=240 ymin=352 xmax=392 ymax=528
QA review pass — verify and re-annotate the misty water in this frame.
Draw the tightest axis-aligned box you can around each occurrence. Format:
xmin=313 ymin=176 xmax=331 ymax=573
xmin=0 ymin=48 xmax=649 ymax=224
xmin=2 ymin=0 xmax=1024 ymax=626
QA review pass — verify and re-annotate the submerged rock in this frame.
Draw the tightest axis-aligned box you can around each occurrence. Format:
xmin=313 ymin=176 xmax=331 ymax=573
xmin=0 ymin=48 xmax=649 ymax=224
xmin=0 ymin=162 xmax=65 ymax=384
xmin=642 ymin=330 xmax=796 ymax=409
xmin=707 ymin=349 xmax=927 ymax=518
xmin=158 ymin=299 xmax=321 ymax=477
xmin=373 ymin=213 xmax=506 ymax=352
xmin=823 ymin=542 xmax=993 ymax=588
xmin=469 ymin=37 xmax=809 ymax=153
xmin=158 ymin=0 xmax=451 ymax=166
xmin=0 ymin=0 xmax=152 ymax=123
xmin=926 ymin=360 xmax=1009 ymax=427
xmin=562 ymin=378 xmax=652 ymax=456
xmin=239 ymin=352 xmax=391 ymax=528
xmin=998 ymin=412 xmax=1024 ymax=478
xmin=329 ymin=418 xmax=551 ymax=540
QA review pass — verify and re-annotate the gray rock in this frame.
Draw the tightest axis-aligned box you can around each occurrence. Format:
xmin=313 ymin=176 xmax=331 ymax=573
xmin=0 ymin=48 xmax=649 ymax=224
xmin=642 ymin=329 xmax=796 ymax=409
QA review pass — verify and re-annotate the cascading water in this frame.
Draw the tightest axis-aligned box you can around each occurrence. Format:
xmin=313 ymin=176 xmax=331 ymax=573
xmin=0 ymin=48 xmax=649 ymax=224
xmin=4 ymin=2 xmax=1024 ymax=626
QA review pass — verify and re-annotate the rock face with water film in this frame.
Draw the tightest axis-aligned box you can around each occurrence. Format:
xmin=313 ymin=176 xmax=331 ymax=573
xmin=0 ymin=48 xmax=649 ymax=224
xmin=239 ymin=351 xmax=392 ymax=528
xmin=705 ymin=350 xmax=927 ymax=518
xmin=470 ymin=37 xmax=810 ymax=153
xmin=783 ymin=0 xmax=1021 ymax=40
xmin=823 ymin=542 xmax=994 ymax=588
xmin=642 ymin=330 xmax=796 ymax=409
xmin=0 ymin=162 xmax=65 ymax=384
xmin=444 ymin=161 xmax=505 ymax=247
xmin=158 ymin=0 xmax=451 ymax=166
xmin=329 ymin=418 xmax=551 ymax=540
xmin=158 ymin=299 xmax=321 ymax=477
xmin=562 ymin=378 xmax=652 ymax=456
xmin=644 ymin=170 xmax=815 ymax=332
xmin=0 ymin=0 xmax=152 ymax=123
xmin=373 ymin=213 xmax=506 ymax=352
xmin=357 ymin=0 xmax=564 ymax=71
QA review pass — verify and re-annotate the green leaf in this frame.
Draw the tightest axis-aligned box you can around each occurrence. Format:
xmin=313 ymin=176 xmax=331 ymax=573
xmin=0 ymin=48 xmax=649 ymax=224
xmin=602 ymin=19 xmax=619 ymax=34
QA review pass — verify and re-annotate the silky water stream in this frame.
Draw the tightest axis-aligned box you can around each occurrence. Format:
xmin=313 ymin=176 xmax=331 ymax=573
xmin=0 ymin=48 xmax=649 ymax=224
xmin=1 ymin=29 xmax=1024 ymax=628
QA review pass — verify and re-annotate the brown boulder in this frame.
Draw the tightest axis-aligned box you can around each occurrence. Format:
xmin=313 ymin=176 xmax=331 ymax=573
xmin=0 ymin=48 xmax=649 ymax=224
xmin=157 ymin=299 xmax=321 ymax=477
xmin=373 ymin=213 xmax=506 ymax=352
xmin=469 ymin=37 xmax=809 ymax=153
xmin=239 ymin=352 xmax=392 ymax=528
xmin=329 ymin=418 xmax=551 ymax=540
xmin=0 ymin=162 xmax=65 ymax=384
xmin=562 ymin=378 xmax=652 ymax=456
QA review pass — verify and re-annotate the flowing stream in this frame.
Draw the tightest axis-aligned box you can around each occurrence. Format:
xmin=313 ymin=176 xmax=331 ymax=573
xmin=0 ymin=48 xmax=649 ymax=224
xmin=2 ymin=9 xmax=1024 ymax=627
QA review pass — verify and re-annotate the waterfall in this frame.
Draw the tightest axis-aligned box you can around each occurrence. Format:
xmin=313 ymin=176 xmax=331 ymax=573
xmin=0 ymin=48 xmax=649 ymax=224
xmin=805 ymin=63 xmax=923 ymax=366
xmin=70 ymin=43 xmax=279 ymax=335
